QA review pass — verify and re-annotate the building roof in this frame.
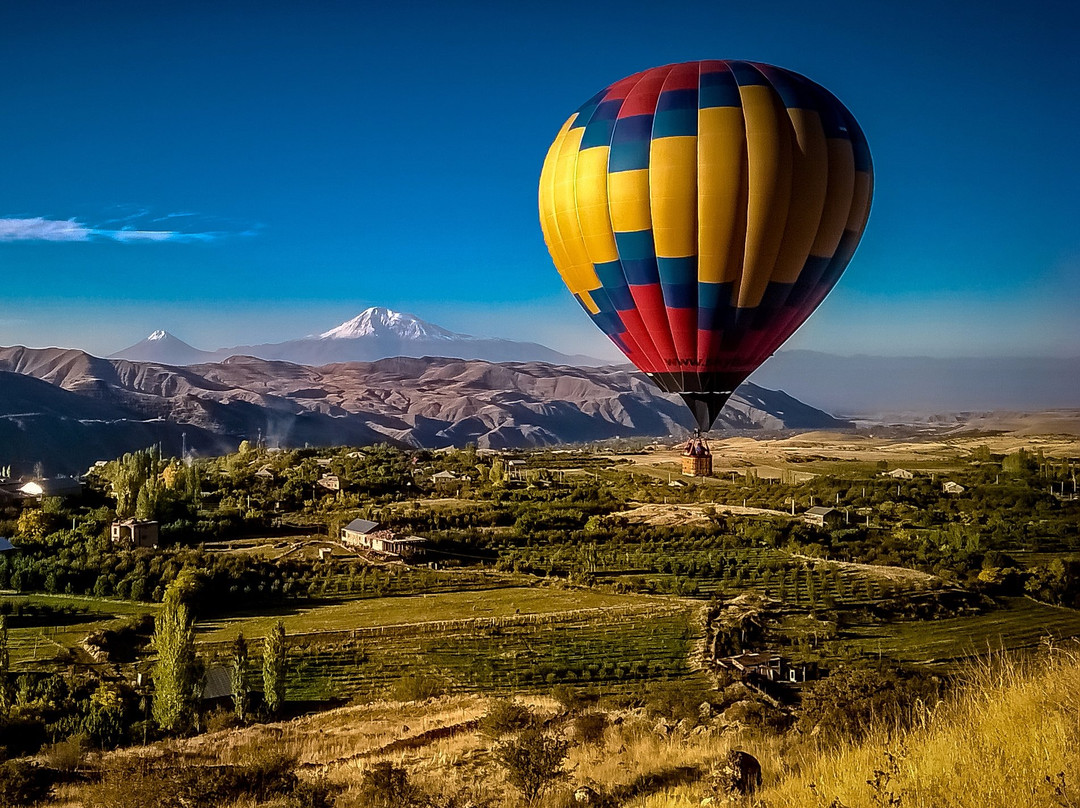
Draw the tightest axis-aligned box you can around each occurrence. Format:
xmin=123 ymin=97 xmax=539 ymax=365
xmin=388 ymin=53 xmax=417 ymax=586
xmin=113 ymin=518 xmax=159 ymax=527
xmin=431 ymin=470 xmax=459 ymax=480
xmin=723 ymin=652 xmax=781 ymax=669
xmin=343 ymin=518 xmax=379 ymax=534
xmin=201 ymin=666 xmax=234 ymax=701
xmin=0 ymin=537 xmax=15 ymax=552
xmin=805 ymin=506 xmax=837 ymax=517
xmin=18 ymin=477 xmax=83 ymax=497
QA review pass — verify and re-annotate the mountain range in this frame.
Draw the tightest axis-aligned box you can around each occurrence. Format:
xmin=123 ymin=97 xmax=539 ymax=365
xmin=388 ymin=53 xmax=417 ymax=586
xmin=107 ymin=309 xmax=1080 ymax=417
xmin=110 ymin=307 xmax=605 ymax=367
xmin=0 ymin=346 xmax=850 ymax=475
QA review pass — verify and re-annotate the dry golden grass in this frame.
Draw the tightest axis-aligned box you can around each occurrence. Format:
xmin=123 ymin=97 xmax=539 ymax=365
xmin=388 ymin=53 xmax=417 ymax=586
xmin=56 ymin=644 xmax=1079 ymax=807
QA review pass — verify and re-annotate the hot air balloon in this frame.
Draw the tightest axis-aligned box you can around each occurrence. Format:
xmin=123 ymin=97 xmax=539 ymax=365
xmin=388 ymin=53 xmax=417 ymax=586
xmin=538 ymin=61 xmax=872 ymax=432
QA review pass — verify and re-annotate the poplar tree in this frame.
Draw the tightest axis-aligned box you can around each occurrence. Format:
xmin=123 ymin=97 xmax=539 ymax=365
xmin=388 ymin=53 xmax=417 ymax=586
xmin=231 ymin=632 xmax=250 ymax=723
xmin=0 ymin=614 xmax=9 ymax=709
xmin=262 ymin=620 xmax=287 ymax=716
xmin=151 ymin=584 xmax=198 ymax=732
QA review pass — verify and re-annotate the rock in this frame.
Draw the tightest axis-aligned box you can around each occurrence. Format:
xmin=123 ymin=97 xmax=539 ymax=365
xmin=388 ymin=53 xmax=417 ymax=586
xmin=719 ymin=699 xmax=764 ymax=727
xmin=699 ymin=701 xmax=714 ymax=720
xmin=653 ymin=719 xmax=672 ymax=736
xmin=708 ymin=749 xmax=763 ymax=796
xmin=573 ymin=785 xmax=600 ymax=804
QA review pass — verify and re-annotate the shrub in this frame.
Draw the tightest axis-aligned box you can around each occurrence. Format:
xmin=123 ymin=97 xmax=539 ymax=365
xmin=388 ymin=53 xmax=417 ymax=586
xmin=571 ymin=711 xmax=608 ymax=745
xmin=43 ymin=733 xmax=87 ymax=773
xmin=87 ymin=750 xmax=304 ymax=808
xmin=798 ymin=665 xmax=941 ymax=742
xmin=203 ymin=706 xmax=241 ymax=733
xmin=0 ymin=760 xmax=54 ymax=807
xmin=358 ymin=761 xmax=422 ymax=808
xmin=388 ymin=674 xmax=444 ymax=702
xmin=643 ymin=681 xmax=713 ymax=726
xmin=479 ymin=700 xmax=534 ymax=738
xmin=495 ymin=728 xmax=569 ymax=804
xmin=550 ymin=684 xmax=586 ymax=712
xmin=287 ymin=776 xmax=342 ymax=808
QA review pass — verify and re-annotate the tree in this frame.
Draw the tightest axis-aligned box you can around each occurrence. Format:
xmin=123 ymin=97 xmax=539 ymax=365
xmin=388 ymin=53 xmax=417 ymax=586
xmin=231 ymin=632 xmax=250 ymax=723
xmin=0 ymin=614 xmax=9 ymax=710
xmin=262 ymin=620 xmax=287 ymax=716
xmin=151 ymin=583 xmax=199 ymax=733
xmin=16 ymin=510 xmax=52 ymax=542
xmin=494 ymin=728 xmax=568 ymax=804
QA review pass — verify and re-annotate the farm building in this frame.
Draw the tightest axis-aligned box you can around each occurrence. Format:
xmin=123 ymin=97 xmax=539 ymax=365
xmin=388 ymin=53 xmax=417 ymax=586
xmin=718 ymin=652 xmax=817 ymax=683
xmin=367 ymin=532 xmax=428 ymax=558
xmin=943 ymin=481 xmax=966 ymax=494
xmin=340 ymin=519 xmax=427 ymax=559
xmin=431 ymin=470 xmax=465 ymax=492
xmin=341 ymin=518 xmax=380 ymax=546
xmin=681 ymin=437 xmax=712 ymax=477
xmin=254 ymin=465 xmax=275 ymax=480
xmin=886 ymin=468 xmax=915 ymax=479
xmin=110 ymin=519 xmax=160 ymax=549
xmin=317 ymin=474 xmax=341 ymax=491
xmin=804 ymin=506 xmax=844 ymax=528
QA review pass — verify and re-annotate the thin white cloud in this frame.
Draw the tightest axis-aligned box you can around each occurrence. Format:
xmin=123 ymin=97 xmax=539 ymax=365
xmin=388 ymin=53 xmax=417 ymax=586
xmin=0 ymin=216 xmax=235 ymax=243
xmin=0 ymin=217 xmax=90 ymax=242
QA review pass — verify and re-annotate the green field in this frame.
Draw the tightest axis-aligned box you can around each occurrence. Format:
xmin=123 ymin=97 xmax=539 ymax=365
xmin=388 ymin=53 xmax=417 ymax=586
xmin=1 ymin=592 xmax=158 ymax=667
xmin=219 ymin=607 xmax=701 ymax=701
xmin=844 ymin=597 xmax=1080 ymax=665
xmin=196 ymin=586 xmax=668 ymax=642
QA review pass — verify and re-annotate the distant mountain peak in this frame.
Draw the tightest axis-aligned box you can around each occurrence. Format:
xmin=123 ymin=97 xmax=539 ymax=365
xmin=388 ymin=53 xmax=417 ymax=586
xmin=319 ymin=307 xmax=460 ymax=341
xmin=109 ymin=330 xmax=214 ymax=365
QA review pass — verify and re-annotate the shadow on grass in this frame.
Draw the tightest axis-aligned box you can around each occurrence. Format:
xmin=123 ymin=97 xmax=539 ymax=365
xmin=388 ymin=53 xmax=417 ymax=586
xmin=606 ymin=765 xmax=701 ymax=804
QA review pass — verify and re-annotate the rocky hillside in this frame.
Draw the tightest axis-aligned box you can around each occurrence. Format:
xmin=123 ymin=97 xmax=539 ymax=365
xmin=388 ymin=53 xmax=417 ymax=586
xmin=0 ymin=346 xmax=851 ymax=474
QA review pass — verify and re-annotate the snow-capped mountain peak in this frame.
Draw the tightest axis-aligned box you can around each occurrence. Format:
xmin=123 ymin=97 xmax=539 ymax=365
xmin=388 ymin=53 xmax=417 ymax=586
xmin=147 ymin=330 xmax=170 ymax=341
xmin=318 ymin=307 xmax=461 ymax=341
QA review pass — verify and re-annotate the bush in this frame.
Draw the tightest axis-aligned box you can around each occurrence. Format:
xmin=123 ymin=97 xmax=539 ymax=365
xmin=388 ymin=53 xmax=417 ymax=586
xmin=643 ymin=681 xmax=713 ymax=726
xmin=87 ymin=750 xmax=305 ymax=808
xmin=571 ymin=711 xmax=608 ymax=745
xmin=44 ymin=733 xmax=87 ymax=773
xmin=388 ymin=674 xmax=444 ymax=703
xmin=203 ymin=706 xmax=241 ymax=733
xmin=479 ymin=700 xmax=534 ymax=738
xmin=798 ymin=665 xmax=941 ymax=742
xmin=550 ymin=684 xmax=586 ymax=712
xmin=358 ymin=762 xmax=422 ymax=808
xmin=495 ymin=729 xmax=569 ymax=803
xmin=0 ymin=760 xmax=54 ymax=807
xmin=287 ymin=776 xmax=342 ymax=808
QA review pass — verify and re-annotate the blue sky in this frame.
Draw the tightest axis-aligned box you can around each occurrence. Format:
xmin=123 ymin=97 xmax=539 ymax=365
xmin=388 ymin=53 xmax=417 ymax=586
xmin=1 ymin=0 xmax=1077 ymax=359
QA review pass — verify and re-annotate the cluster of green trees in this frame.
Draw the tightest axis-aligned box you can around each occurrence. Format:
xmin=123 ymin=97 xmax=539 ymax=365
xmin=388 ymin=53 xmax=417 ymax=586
xmin=150 ymin=578 xmax=289 ymax=734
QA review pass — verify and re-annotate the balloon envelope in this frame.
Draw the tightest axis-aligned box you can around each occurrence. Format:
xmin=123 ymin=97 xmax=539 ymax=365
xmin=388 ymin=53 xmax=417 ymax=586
xmin=539 ymin=61 xmax=872 ymax=430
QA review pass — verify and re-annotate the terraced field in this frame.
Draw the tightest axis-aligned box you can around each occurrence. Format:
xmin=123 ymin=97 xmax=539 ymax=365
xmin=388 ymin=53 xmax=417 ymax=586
xmin=843 ymin=597 xmax=1080 ymax=665
xmin=196 ymin=585 xmax=670 ymax=642
xmin=259 ymin=608 xmax=698 ymax=700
